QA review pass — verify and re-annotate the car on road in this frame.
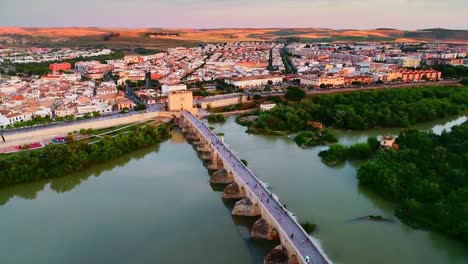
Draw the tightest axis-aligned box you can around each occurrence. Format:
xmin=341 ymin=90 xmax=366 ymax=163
xmin=51 ymin=137 xmax=66 ymax=144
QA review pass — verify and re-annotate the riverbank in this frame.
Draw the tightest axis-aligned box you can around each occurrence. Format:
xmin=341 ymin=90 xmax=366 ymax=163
xmin=0 ymin=116 xmax=467 ymax=264
xmin=0 ymin=111 xmax=179 ymax=149
xmin=357 ymin=121 xmax=468 ymax=243
xmin=208 ymin=115 xmax=468 ymax=264
xmin=242 ymin=85 xmax=468 ymax=136
xmin=0 ymin=122 xmax=173 ymax=188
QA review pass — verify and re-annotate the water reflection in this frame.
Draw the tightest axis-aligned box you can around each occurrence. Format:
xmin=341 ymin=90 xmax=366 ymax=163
xmin=209 ymin=114 xmax=468 ymax=264
xmin=0 ymin=144 xmax=161 ymax=206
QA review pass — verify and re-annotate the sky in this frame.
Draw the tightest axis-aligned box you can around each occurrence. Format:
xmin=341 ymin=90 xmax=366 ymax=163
xmin=1 ymin=0 xmax=467 ymax=30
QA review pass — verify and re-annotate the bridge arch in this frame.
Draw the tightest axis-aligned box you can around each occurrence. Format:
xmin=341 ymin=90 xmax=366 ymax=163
xmin=270 ymin=227 xmax=280 ymax=241
xmin=217 ymin=158 xmax=224 ymax=168
xmin=289 ymin=253 xmax=300 ymax=264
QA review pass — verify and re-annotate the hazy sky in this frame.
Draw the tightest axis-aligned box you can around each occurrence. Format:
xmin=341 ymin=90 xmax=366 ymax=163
xmin=1 ymin=0 xmax=467 ymax=29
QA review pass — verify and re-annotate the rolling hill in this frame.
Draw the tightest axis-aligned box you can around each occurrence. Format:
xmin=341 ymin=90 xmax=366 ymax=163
xmin=0 ymin=27 xmax=466 ymax=50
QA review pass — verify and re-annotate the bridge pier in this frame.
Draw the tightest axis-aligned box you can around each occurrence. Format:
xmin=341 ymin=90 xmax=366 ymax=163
xmin=207 ymin=163 xmax=223 ymax=171
xmin=210 ymin=169 xmax=234 ymax=184
xmin=264 ymin=245 xmax=301 ymax=264
xmin=180 ymin=111 xmax=330 ymax=264
xmin=222 ymin=182 xmax=246 ymax=199
xmin=232 ymin=197 xmax=261 ymax=216
xmin=201 ymin=152 xmax=212 ymax=161
xmin=251 ymin=217 xmax=280 ymax=241
xmin=186 ymin=133 xmax=198 ymax=141
xmin=197 ymin=144 xmax=209 ymax=152
xmin=264 ymin=245 xmax=289 ymax=264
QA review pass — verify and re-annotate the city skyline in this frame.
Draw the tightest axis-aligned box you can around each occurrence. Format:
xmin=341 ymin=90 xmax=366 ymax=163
xmin=1 ymin=0 xmax=468 ymax=30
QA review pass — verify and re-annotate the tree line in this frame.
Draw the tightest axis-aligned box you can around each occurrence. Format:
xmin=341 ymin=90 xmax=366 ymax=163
xmin=0 ymin=124 xmax=171 ymax=187
xmin=357 ymin=121 xmax=468 ymax=242
xmin=318 ymin=137 xmax=380 ymax=165
xmin=246 ymin=85 xmax=468 ymax=134
xmin=207 ymin=114 xmax=226 ymax=123
xmin=5 ymin=51 xmax=124 ymax=76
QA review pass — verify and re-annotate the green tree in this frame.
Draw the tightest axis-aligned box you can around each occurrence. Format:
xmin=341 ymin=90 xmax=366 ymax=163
xmin=285 ymin=87 xmax=306 ymax=102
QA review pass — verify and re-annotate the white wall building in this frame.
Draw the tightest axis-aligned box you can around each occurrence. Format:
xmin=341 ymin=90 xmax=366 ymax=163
xmin=225 ymin=75 xmax=284 ymax=89
xmin=260 ymin=101 xmax=276 ymax=112
xmin=0 ymin=114 xmax=9 ymax=127
xmin=77 ymin=102 xmax=112 ymax=115
xmin=161 ymin=84 xmax=187 ymax=95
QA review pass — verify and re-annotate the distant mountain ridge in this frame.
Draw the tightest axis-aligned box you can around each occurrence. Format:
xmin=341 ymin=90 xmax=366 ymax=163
xmin=0 ymin=27 xmax=466 ymax=49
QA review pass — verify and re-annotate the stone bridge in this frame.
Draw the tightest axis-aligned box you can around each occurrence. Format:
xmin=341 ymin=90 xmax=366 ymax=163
xmin=180 ymin=110 xmax=330 ymax=264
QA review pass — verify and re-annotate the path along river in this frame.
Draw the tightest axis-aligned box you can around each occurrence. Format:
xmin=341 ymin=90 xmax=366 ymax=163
xmin=0 ymin=115 xmax=466 ymax=263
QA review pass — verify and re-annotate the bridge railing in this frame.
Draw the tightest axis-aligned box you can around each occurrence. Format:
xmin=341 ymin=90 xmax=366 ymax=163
xmin=181 ymin=111 xmax=329 ymax=264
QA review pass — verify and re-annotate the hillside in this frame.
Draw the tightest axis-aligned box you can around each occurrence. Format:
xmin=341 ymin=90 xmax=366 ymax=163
xmin=0 ymin=27 xmax=467 ymax=49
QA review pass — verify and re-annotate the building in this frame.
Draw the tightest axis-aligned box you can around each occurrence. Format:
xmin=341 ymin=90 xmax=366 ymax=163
xmin=49 ymin=62 xmax=71 ymax=72
xmin=388 ymin=57 xmax=421 ymax=68
xmin=425 ymin=58 xmax=464 ymax=66
xmin=400 ymin=69 xmax=441 ymax=82
xmin=225 ymin=75 xmax=284 ymax=89
xmin=55 ymin=104 xmax=77 ymax=117
xmin=75 ymin=61 xmax=114 ymax=79
xmin=116 ymin=98 xmax=134 ymax=111
xmin=124 ymin=55 xmax=144 ymax=64
xmin=168 ymin=90 xmax=194 ymax=112
xmin=77 ymin=102 xmax=112 ymax=115
xmin=139 ymin=94 xmax=156 ymax=105
xmin=344 ymin=75 xmax=373 ymax=86
xmin=385 ymin=71 xmax=403 ymax=82
xmin=199 ymin=93 xmax=243 ymax=109
xmin=0 ymin=113 xmax=10 ymax=127
xmin=260 ymin=101 xmax=276 ymax=112
xmin=380 ymin=135 xmax=397 ymax=149
xmin=118 ymin=70 xmax=146 ymax=85
xmin=161 ymin=84 xmax=187 ymax=95
xmin=96 ymin=82 xmax=118 ymax=95
xmin=300 ymin=75 xmax=345 ymax=88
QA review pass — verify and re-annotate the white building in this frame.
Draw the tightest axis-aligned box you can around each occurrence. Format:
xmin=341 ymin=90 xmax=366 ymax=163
xmin=161 ymin=84 xmax=187 ymax=95
xmin=34 ymin=106 xmax=52 ymax=118
xmin=260 ymin=101 xmax=276 ymax=112
xmin=77 ymin=102 xmax=112 ymax=115
xmin=225 ymin=75 xmax=283 ymax=89
xmin=0 ymin=114 xmax=9 ymax=127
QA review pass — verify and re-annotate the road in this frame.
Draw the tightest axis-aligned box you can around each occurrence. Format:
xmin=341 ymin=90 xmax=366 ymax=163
xmin=183 ymin=110 xmax=329 ymax=264
xmin=246 ymin=80 xmax=461 ymax=98
xmin=2 ymin=108 xmax=159 ymax=135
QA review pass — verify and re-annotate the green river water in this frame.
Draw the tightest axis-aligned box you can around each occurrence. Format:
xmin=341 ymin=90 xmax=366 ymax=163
xmin=0 ymin=115 xmax=466 ymax=264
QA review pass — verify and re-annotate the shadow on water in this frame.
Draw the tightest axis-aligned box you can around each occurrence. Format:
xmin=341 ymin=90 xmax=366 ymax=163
xmin=210 ymin=183 xmax=226 ymax=192
xmin=0 ymin=144 xmax=161 ymax=207
xmin=232 ymin=214 xmax=277 ymax=263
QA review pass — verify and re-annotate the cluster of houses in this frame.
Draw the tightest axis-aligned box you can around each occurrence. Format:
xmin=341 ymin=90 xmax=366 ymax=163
xmin=0 ymin=75 xmax=134 ymax=127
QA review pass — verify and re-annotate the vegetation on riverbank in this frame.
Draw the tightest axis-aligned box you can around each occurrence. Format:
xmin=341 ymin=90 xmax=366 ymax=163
xmin=285 ymin=86 xmax=306 ymax=102
xmin=6 ymin=51 xmax=124 ymax=76
xmin=294 ymin=129 xmax=338 ymax=148
xmin=247 ymin=86 xmax=468 ymax=133
xmin=0 ymin=123 xmax=172 ymax=187
xmin=319 ymin=137 xmax=380 ymax=165
xmin=357 ymin=122 xmax=468 ymax=242
xmin=235 ymin=110 xmax=261 ymax=126
xmin=207 ymin=114 xmax=226 ymax=123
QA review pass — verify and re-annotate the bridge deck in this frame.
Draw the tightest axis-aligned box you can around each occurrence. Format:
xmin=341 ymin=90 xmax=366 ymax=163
xmin=182 ymin=111 xmax=329 ymax=264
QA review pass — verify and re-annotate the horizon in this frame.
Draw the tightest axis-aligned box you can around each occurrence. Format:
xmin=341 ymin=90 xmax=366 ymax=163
xmin=1 ymin=0 xmax=468 ymax=30
xmin=0 ymin=26 xmax=467 ymax=31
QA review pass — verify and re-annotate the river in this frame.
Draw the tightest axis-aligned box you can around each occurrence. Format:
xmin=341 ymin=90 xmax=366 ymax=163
xmin=0 ymin=116 xmax=466 ymax=264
